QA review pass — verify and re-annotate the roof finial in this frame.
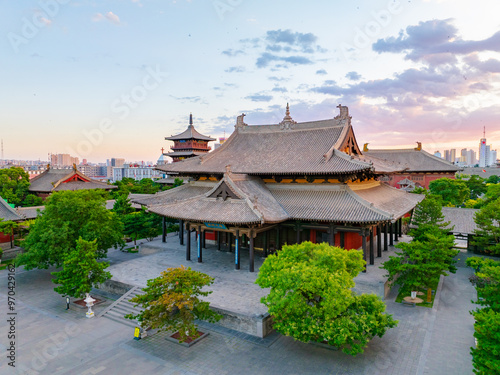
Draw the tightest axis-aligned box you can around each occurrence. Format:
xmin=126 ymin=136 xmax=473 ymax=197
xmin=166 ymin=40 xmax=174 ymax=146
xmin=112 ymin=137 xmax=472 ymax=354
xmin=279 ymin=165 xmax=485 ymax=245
xmin=189 ymin=113 xmax=193 ymax=126
xmin=286 ymin=102 xmax=290 ymax=116
xmin=280 ymin=102 xmax=296 ymax=130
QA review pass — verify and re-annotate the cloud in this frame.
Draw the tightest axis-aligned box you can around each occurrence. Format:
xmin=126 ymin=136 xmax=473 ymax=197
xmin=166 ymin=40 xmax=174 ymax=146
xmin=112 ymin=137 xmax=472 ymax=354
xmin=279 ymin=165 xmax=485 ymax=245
xmin=169 ymin=95 xmax=206 ymax=104
xmin=225 ymin=66 xmax=245 ymax=73
xmin=256 ymin=53 xmax=313 ymax=68
xmin=92 ymin=11 xmax=121 ymax=25
xmin=245 ymin=94 xmax=273 ymax=102
xmin=345 ymin=71 xmax=361 ymax=81
xmin=226 ymin=29 xmax=325 ymax=70
xmin=272 ymin=86 xmax=288 ymax=93
xmin=222 ymin=48 xmax=245 ymax=57
xmin=373 ymin=19 xmax=500 ymax=65
xmin=316 ymin=69 xmax=327 ymax=75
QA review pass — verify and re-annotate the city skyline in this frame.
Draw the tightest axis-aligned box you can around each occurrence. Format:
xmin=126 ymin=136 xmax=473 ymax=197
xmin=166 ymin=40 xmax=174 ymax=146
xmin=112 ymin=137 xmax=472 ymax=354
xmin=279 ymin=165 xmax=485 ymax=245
xmin=2 ymin=0 xmax=500 ymax=163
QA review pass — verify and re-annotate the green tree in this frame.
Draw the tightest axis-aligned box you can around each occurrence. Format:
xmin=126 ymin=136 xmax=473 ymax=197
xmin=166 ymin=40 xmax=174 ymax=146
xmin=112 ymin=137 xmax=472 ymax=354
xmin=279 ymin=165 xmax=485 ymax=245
xmin=382 ymin=233 xmax=458 ymax=295
xmin=472 ymin=198 xmax=500 ymax=255
xmin=21 ymin=194 xmax=43 ymax=207
xmin=471 ymin=309 xmax=500 ymax=375
xmin=51 ymin=238 xmax=112 ymax=298
xmin=0 ymin=167 xmax=30 ymax=206
xmin=17 ymin=190 xmax=124 ymax=270
xmin=256 ymin=242 xmax=397 ymax=355
xmin=466 ymin=175 xmax=487 ymax=199
xmin=429 ymin=178 xmax=470 ymax=206
xmin=126 ymin=265 xmax=221 ymax=342
xmin=123 ymin=207 xmax=162 ymax=245
xmin=486 ymin=175 xmax=500 ymax=184
xmin=112 ymin=193 xmax=134 ymax=216
xmin=409 ymin=195 xmax=451 ymax=242
xmin=483 ymin=184 xmax=500 ymax=204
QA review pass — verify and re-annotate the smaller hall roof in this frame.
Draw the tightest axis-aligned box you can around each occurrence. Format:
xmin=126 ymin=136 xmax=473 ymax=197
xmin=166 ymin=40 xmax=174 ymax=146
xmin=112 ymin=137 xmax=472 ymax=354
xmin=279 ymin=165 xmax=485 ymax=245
xmin=441 ymin=207 xmax=479 ymax=235
xmin=29 ymin=167 xmax=116 ymax=193
xmin=364 ymin=148 xmax=461 ymax=173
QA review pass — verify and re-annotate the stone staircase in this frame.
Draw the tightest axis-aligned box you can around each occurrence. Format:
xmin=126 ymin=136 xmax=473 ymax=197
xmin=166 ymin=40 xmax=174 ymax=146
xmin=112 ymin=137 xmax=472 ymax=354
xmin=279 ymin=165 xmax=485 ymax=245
xmin=98 ymin=286 xmax=144 ymax=328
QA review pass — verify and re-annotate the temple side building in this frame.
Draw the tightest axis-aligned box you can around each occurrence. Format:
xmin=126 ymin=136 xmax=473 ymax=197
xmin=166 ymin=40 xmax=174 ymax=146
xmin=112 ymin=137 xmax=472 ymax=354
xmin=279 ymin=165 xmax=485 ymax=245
xmin=134 ymin=105 xmax=424 ymax=272
xmin=164 ymin=114 xmax=216 ymax=162
xmin=364 ymin=143 xmax=461 ymax=189
xmin=29 ymin=165 xmax=116 ymax=199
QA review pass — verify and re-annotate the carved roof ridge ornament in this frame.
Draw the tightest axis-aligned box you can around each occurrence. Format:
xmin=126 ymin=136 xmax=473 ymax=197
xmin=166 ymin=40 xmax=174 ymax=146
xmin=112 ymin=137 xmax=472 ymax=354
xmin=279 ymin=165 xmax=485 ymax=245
xmin=235 ymin=113 xmax=247 ymax=129
xmin=334 ymin=104 xmax=352 ymax=127
xmin=279 ymin=102 xmax=297 ymax=130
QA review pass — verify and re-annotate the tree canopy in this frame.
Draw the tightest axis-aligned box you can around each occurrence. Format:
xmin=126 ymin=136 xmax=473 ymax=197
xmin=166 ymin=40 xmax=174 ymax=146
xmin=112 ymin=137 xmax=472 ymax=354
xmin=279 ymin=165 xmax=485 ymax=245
xmin=409 ymin=195 xmax=451 ymax=241
xmin=472 ymin=198 xmax=500 ymax=255
xmin=126 ymin=266 xmax=221 ymax=342
xmin=17 ymin=189 xmax=124 ymax=270
xmin=429 ymin=177 xmax=470 ymax=207
xmin=256 ymin=242 xmax=397 ymax=355
xmin=51 ymin=238 xmax=112 ymax=298
xmin=0 ymin=167 xmax=43 ymax=207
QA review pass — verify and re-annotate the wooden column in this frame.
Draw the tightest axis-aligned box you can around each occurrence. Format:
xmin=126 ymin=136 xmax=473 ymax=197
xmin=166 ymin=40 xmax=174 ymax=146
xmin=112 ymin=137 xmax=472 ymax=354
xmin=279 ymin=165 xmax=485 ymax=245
xmin=217 ymin=231 xmax=221 ymax=251
xmin=377 ymin=224 xmax=382 ymax=257
xmin=399 ymin=218 xmax=403 ymax=237
xmin=362 ymin=230 xmax=367 ymax=273
xmin=235 ymin=230 xmax=240 ymax=270
xmin=340 ymin=231 xmax=345 ymax=248
xmin=229 ymin=232 xmax=233 ymax=252
xmin=249 ymin=230 xmax=255 ymax=272
xmin=394 ymin=220 xmax=399 ymax=242
xmin=276 ymin=225 xmax=281 ymax=250
xmin=186 ymin=223 xmax=191 ymax=261
xmin=162 ymin=217 xmax=167 ymax=243
xmin=389 ymin=222 xmax=394 ymax=247
xmin=369 ymin=227 xmax=374 ymax=265
xmin=179 ymin=220 xmax=184 ymax=245
xmin=197 ymin=225 xmax=202 ymax=263
xmin=296 ymin=223 xmax=301 ymax=244
xmin=263 ymin=231 xmax=268 ymax=257
xmin=383 ymin=223 xmax=388 ymax=251
xmin=202 ymin=230 xmax=206 ymax=249
xmin=328 ymin=224 xmax=335 ymax=246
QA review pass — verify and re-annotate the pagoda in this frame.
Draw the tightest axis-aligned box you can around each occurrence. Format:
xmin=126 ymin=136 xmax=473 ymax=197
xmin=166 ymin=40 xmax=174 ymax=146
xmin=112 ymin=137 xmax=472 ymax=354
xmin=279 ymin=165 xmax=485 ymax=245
xmin=165 ymin=114 xmax=216 ymax=162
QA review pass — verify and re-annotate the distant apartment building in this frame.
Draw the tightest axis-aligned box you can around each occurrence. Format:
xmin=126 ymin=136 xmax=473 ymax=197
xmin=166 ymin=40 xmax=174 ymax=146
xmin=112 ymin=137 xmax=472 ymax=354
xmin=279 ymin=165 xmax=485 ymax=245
xmin=434 ymin=151 xmax=441 ymax=158
xmin=50 ymin=153 xmax=79 ymax=167
xmin=77 ymin=164 xmax=108 ymax=178
xmin=111 ymin=158 xmax=125 ymax=167
xmin=112 ymin=164 xmax=162 ymax=182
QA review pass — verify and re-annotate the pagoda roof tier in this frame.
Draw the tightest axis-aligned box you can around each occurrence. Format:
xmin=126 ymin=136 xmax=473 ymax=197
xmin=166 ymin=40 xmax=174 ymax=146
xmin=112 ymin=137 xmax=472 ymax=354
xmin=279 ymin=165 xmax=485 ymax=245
xmin=133 ymin=174 xmax=423 ymax=225
xmin=165 ymin=117 xmax=216 ymax=142
xmin=29 ymin=167 xmax=116 ymax=193
xmin=158 ymin=108 xmax=388 ymax=177
xmin=364 ymin=148 xmax=461 ymax=173
xmin=165 ymin=151 xmax=208 ymax=158
xmin=0 ymin=196 xmax=23 ymax=221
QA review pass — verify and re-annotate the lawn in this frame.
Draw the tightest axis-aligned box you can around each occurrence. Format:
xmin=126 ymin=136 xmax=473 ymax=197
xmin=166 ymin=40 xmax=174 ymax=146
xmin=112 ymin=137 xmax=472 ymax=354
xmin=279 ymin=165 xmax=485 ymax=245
xmin=395 ymin=278 xmax=440 ymax=308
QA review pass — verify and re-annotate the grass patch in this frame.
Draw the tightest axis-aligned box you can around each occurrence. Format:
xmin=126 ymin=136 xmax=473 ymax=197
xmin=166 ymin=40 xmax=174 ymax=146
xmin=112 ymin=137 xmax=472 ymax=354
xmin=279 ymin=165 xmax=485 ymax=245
xmin=0 ymin=259 xmax=15 ymax=270
xmin=395 ymin=278 xmax=440 ymax=308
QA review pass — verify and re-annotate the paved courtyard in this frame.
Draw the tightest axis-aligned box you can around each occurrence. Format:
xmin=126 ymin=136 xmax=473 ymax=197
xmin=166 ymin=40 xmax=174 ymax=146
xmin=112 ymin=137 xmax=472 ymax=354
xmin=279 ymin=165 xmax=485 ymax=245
xmin=0 ymin=236 xmax=476 ymax=375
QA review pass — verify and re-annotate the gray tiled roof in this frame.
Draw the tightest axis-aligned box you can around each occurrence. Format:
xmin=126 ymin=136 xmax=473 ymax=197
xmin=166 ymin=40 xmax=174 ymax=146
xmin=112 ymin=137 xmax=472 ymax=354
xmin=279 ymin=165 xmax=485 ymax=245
xmin=166 ymin=125 xmax=216 ymax=141
xmin=442 ymin=207 xmax=479 ymax=235
xmin=137 ymin=175 xmax=422 ymax=225
xmin=157 ymin=119 xmax=373 ymax=176
xmin=0 ymin=197 xmax=23 ymax=221
xmin=364 ymin=149 xmax=461 ymax=173
xmin=132 ymin=182 xmax=214 ymax=206
xmin=165 ymin=151 xmax=207 ymax=158
xmin=268 ymin=183 xmax=393 ymax=224
xmin=16 ymin=206 xmax=44 ymax=220
xmin=29 ymin=168 xmax=116 ymax=193
xmin=350 ymin=182 xmax=424 ymax=220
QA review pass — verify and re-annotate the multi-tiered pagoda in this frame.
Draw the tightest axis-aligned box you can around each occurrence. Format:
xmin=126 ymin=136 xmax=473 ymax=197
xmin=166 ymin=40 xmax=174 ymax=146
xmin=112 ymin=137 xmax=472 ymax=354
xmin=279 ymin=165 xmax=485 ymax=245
xmin=164 ymin=114 xmax=215 ymax=162
xmin=135 ymin=105 xmax=423 ymax=272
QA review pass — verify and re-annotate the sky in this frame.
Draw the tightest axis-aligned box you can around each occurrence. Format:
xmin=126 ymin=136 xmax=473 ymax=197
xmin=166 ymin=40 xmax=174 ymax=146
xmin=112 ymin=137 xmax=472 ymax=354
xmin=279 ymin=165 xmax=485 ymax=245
xmin=1 ymin=0 xmax=500 ymax=163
